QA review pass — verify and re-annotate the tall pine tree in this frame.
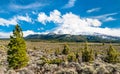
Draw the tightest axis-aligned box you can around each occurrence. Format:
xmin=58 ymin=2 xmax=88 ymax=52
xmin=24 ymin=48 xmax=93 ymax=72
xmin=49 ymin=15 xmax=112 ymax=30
xmin=7 ymin=24 xmax=29 ymax=69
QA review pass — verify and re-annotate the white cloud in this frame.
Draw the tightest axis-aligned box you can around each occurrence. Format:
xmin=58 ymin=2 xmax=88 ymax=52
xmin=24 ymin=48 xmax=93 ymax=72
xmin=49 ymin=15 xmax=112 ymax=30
xmin=104 ymin=17 xmax=116 ymax=22
xmin=23 ymin=30 xmax=37 ymax=37
xmin=37 ymin=10 xmax=120 ymax=37
xmin=0 ymin=32 xmax=12 ymax=38
xmin=93 ymin=12 xmax=117 ymax=22
xmin=32 ymin=11 xmax=37 ymax=15
xmin=0 ymin=30 xmax=40 ymax=38
xmin=0 ymin=30 xmax=51 ymax=38
xmin=63 ymin=0 xmax=76 ymax=8
xmin=93 ymin=12 xmax=117 ymax=19
xmin=53 ymin=13 xmax=101 ymax=34
xmin=38 ymin=12 xmax=48 ymax=25
xmin=87 ymin=8 xmax=101 ymax=13
xmin=0 ymin=18 xmax=17 ymax=26
xmin=10 ymin=2 xmax=46 ymax=10
xmin=0 ymin=14 xmax=32 ymax=26
xmin=23 ymin=30 xmax=49 ymax=37
xmin=24 ymin=30 xmax=48 ymax=37
xmin=38 ymin=10 xmax=62 ymax=25
xmin=48 ymin=10 xmax=62 ymax=23
xmin=15 ymin=14 xmax=32 ymax=22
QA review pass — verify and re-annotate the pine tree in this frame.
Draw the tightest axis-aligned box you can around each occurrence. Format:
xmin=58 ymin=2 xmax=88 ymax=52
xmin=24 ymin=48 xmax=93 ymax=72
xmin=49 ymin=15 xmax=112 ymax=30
xmin=82 ymin=42 xmax=94 ymax=62
xmin=62 ymin=44 xmax=70 ymax=55
xmin=7 ymin=24 xmax=29 ymax=69
xmin=106 ymin=44 xmax=119 ymax=63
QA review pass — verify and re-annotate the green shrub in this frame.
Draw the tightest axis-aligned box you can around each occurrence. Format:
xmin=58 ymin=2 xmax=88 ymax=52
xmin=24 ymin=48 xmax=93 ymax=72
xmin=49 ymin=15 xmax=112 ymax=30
xmin=82 ymin=42 xmax=94 ymax=62
xmin=40 ymin=57 xmax=63 ymax=65
xmin=75 ymin=49 xmax=81 ymax=59
xmin=75 ymin=52 xmax=81 ymax=59
xmin=7 ymin=25 xmax=29 ymax=69
xmin=67 ymin=52 xmax=77 ymax=62
xmin=105 ymin=44 xmax=120 ymax=63
xmin=40 ymin=57 xmax=50 ymax=65
xmin=55 ymin=48 xmax=61 ymax=56
xmin=50 ymin=58 xmax=63 ymax=65
xmin=62 ymin=44 xmax=70 ymax=55
xmin=102 ymin=43 xmax=105 ymax=46
xmin=33 ymin=46 xmax=37 ymax=50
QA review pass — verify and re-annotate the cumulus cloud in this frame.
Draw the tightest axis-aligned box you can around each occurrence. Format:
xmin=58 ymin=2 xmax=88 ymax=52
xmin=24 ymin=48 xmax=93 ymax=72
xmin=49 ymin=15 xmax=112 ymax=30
xmin=38 ymin=13 xmax=48 ymax=25
xmin=87 ymin=8 xmax=101 ymax=13
xmin=37 ymin=10 xmax=120 ymax=37
xmin=38 ymin=10 xmax=62 ymax=25
xmin=63 ymin=0 xmax=76 ymax=8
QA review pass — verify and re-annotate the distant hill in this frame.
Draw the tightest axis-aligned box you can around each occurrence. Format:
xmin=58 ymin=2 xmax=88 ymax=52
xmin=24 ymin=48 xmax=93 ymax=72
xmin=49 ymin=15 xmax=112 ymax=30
xmin=25 ymin=33 xmax=120 ymax=43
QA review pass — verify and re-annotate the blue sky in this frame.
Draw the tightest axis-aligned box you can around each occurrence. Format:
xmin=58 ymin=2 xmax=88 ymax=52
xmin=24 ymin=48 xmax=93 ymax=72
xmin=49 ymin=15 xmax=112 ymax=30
xmin=0 ymin=0 xmax=120 ymax=38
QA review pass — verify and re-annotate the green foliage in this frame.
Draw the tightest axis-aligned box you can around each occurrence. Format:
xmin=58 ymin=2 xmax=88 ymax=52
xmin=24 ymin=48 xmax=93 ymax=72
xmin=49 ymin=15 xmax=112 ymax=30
xmin=33 ymin=46 xmax=37 ymax=50
xmin=102 ymin=43 xmax=105 ymax=46
xmin=40 ymin=57 xmax=50 ymax=65
xmin=82 ymin=42 xmax=94 ymax=62
xmin=67 ymin=52 xmax=77 ymax=62
xmin=55 ymin=48 xmax=61 ymax=56
xmin=105 ymin=44 xmax=120 ymax=63
xmin=95 ymin=50 xmax=99 ymax=59
xmin=75 ymin=49 xmax=81 ymax=59
xmin=7 ymin=25 xmax=29 ymax=69
xmin=50 ymin=58 xmax=63 ymax=65
xmin=40 ymin=57 xmax=63 ymax=65
xmin=62 ymin=44 xmax=70 ymax=55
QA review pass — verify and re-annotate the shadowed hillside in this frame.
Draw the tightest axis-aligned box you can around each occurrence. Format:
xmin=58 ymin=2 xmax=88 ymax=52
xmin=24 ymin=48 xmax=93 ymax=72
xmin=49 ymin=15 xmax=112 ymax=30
xmin=26 ymin=33 xmax=120 ymax=43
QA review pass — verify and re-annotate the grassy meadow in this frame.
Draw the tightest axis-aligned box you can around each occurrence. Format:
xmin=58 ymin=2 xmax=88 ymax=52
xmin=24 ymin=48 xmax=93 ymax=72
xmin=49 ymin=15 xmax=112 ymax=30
xmin=1 ymin=40 xmax=120 ymax=54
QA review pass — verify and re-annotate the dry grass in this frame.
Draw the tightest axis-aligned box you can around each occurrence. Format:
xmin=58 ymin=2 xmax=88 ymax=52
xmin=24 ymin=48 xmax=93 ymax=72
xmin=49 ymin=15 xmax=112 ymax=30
xmin=0 ymin=40 xmax=120 ymax=53
xmin=26 ymin=41 xmax=120 ymax=53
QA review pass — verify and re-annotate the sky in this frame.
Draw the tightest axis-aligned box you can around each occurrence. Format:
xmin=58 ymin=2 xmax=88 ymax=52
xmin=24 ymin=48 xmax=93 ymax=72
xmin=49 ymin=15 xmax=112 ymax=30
xmin=0 ymin=0 xmax=120 ymax=38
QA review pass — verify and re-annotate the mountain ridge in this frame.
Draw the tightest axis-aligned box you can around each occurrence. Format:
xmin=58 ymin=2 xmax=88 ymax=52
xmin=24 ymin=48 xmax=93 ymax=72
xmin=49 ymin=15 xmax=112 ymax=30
xmin=25 ymin=33 xmax=120 ymax=43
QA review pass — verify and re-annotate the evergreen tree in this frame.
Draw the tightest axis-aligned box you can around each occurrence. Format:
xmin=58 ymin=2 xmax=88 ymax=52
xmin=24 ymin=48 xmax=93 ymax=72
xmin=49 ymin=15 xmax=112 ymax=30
xmin=7 ymin=24 xmax=29 ymax=69
xmin=82 ymin=42 xmax=94 ymax=62
xmin=62 ymin=44 xmax=70 ymax=55
xmin=106 ymin=44 xmax=119 ymax=63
